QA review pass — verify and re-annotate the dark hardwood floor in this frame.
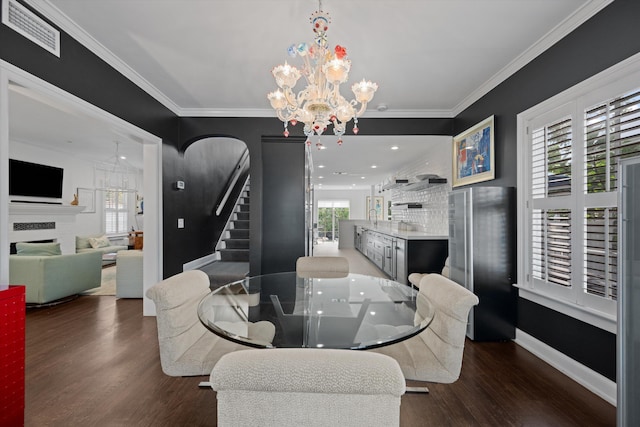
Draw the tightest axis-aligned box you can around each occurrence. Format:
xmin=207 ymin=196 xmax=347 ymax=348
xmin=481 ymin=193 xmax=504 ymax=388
xmin=24 ymin=294 xmax=615 ymax=426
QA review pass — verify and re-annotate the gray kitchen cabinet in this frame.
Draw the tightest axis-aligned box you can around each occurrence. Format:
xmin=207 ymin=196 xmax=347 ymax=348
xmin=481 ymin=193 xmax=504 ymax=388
xmin=356 ymin=227 xmax=447 ymax=285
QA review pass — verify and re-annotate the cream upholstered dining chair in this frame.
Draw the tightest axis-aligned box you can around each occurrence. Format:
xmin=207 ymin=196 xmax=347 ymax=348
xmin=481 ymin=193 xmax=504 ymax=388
xmin=146 ymin=270 xmax=275 ymax=377
xmin=210 ymin=348 xmax=406 ymax=427
xmin=296 ymin=256 xmax=349 ymax=278
xmin=370 ymin=273 xmax=478 ymax=387
xmin=408 ymin=256 xmax=450 ymax=288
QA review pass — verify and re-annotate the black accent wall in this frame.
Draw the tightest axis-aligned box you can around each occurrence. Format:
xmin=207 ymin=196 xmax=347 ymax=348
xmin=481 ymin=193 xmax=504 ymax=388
xmin=261 ymin=139 xmax=306 ymax=274
xmin=3 ymin=0 xmax=639 ymax=382
xmin=452 ymin=0 xmax=640 ymax=379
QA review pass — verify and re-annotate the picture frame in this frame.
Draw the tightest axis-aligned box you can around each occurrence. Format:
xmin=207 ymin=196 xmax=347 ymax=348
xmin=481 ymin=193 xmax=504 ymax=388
xmin=77 ymin=187 xmax=95 ymax=213
xmin=452 ymin=115 xmax=495 ymax=187
xmin=366 ymin=196 xmax=384 ymax=221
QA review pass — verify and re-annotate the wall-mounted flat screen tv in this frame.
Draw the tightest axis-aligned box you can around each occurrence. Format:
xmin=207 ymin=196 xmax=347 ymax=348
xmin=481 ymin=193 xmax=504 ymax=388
xmin=9 ymin=159 xmax=64 ymax=199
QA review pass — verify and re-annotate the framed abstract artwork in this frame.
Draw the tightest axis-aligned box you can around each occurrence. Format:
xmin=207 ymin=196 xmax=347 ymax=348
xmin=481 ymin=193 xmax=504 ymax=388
xmin=452 ymin=115 xmax=495 ymax=187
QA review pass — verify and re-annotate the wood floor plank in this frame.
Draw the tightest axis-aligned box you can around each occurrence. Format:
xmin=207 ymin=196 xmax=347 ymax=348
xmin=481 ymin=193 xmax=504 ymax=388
xmin=24 ymin=244 xmax=615 ymax=426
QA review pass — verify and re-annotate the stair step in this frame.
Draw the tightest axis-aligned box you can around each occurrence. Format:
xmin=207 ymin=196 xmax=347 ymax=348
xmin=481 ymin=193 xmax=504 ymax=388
xmin=233 ymin=220 xmax=250 ymax=230
xmin=224 ymin=238 xmax=249 ymax=249
xmin=238 ymin=204 xmax=249 ymax=212
xmin=229 ymin=229 xmax=249 ymax=239
xmin=219 ymin=248 xmax=249 ymax=262
xmin=235 ymin=212 xmax=249 ymax=221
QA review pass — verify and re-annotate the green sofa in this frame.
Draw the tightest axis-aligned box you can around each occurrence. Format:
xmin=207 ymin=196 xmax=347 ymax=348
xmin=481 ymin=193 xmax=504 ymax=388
xmin=76 ymin=234 xmax=128 ymax=265
xmin=10 ymin=251 xmax=103 ymax=304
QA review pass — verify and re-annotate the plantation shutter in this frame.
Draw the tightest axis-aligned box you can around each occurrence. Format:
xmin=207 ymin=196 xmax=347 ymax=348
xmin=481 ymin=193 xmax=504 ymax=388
xmin=583 ymin=88 xmax=640 ymax=302
xmin=530 ymin=117 xmax=573 ymax=293
xmin=104 ymin=190 xmax=128 ymax=234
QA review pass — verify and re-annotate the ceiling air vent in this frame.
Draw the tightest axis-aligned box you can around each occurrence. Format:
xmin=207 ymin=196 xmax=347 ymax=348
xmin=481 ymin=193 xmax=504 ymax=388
xmin=2 ymin=0 xmax=60 ymax=57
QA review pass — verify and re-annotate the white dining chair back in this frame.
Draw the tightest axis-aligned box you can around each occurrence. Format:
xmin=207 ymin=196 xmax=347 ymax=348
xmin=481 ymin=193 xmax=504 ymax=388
xmin=296 ymin=256 xmax=349 ymax=278
xmin=210 ymin=348 xmax=405 ymax=426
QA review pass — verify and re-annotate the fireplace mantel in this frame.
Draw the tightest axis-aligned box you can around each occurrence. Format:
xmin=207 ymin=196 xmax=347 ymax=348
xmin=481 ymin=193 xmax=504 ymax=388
xmin=9 ymin=203 xmax=85 ymax=216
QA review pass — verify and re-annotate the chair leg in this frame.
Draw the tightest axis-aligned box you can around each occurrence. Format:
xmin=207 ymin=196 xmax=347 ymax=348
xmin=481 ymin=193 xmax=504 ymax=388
xmin=405 ymin=386 xmax=429 ymax=393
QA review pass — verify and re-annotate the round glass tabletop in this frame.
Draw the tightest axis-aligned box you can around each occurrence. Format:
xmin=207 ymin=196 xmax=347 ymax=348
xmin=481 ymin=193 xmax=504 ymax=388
xmin=197 ymin=272 xmax=434 ymax=350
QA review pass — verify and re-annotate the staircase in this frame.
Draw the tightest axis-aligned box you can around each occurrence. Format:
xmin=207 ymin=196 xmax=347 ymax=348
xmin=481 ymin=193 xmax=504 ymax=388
xmin=199 ymin=179 xmax=250 ymax=288
xmin=218 ymin=184 xmax=250 ymax=262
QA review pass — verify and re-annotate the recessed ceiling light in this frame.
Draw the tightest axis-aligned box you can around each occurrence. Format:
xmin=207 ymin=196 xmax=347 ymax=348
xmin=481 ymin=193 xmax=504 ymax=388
xmin=361 ymin=176 xmax=365 ymax=179
xmin=371 ymin=165 xmax=377 ymax=169
xmin=318 ymin=164 xmax=325 ymax=168
xmin=318 ymin=176 xmax=324 ymax=179
xmin=391 ymin=145 xmax=399 ymax=150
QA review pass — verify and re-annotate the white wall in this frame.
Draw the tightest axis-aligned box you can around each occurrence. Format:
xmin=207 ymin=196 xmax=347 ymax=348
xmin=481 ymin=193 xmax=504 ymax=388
xmin=313 ymin=188 xmax=373 ymax=220
xmin=9 ymin=140 xmax=142 ymax=237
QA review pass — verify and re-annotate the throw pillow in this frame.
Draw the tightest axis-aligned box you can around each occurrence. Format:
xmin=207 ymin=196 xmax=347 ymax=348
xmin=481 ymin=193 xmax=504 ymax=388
xmin=16 ymin=242 xmax=62 ymax=256
xmin=89 ymin=236 xmax=111 ymax=249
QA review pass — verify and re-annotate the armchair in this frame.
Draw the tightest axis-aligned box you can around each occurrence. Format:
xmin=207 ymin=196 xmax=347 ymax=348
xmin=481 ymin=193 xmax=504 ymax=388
xmin=370 ymin=273 xmax=478 ymax=386
xmin=145 ymin=270 xmax=275 ymax=377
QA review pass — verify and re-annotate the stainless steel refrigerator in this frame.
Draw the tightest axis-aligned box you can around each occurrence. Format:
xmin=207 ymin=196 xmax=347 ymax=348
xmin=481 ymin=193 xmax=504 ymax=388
xmin=448 ymin=186 xmax=516 ymax=341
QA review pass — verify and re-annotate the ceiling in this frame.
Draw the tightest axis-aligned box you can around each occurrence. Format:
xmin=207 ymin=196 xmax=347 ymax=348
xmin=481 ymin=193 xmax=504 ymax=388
xmin=9 ymin=0 xmax=606 ymax=189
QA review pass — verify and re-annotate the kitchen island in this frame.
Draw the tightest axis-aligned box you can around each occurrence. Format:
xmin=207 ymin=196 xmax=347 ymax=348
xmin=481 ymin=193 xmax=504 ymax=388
xmin=343 ymin=221 xmax=448 ymax=285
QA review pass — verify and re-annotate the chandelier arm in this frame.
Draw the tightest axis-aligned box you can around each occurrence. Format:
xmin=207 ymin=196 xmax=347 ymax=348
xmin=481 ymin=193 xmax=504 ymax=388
xmin=283 ymin=88 xmax=298 ymax=109
xmin=276 ymin=109 xmax=294 ymax=123
xmin=354 ymin=101 xmax=369 ymax=117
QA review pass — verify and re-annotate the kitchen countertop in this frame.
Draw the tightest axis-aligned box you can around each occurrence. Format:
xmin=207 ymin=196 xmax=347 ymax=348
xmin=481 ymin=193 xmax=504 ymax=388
xmin=358 ymin=226 xmax=448 ymax=241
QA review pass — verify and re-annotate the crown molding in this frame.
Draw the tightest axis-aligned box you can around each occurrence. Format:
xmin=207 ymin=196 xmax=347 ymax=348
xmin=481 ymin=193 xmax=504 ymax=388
xmin=29 ymin=0 xmax=612 ymax=120
xmin=29 ymin=0 xmax=182 ymax=115
xmin=452 ymin=0 xmax=614 ymax=116
xmin=178 ymin=107 xmax=454 ymax=119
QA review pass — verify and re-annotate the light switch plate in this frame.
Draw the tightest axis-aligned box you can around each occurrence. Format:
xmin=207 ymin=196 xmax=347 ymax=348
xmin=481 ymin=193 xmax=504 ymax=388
xmin=177 ymin=218 xmax=184 ymax=228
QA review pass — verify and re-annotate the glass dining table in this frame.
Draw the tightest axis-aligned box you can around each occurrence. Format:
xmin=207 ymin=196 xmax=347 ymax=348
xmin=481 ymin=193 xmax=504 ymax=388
xmin=197 ymin=271 xmax=434 ymax=350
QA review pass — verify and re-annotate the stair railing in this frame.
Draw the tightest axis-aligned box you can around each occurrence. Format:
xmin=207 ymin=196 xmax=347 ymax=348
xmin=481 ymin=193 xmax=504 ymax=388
xmin=216 ymin=149 xmax=249 ymax=216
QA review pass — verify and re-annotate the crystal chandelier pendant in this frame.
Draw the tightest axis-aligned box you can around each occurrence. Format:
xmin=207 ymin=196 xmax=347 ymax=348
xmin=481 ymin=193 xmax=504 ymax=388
xmin=267 ymin=1 xmax=378 ymax=146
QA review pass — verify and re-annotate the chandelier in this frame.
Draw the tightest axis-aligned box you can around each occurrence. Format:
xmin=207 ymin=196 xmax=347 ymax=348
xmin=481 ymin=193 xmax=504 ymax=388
xmin=267 ymin=1 xmax=378 ymax=147
xmin=94 ymin=141 xmax=138 ymax=193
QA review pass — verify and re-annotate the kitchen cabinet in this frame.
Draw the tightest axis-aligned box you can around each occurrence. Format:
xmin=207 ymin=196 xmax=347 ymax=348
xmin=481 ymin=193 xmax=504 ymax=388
xmin=356 ymin=227 xmax=448 ymax=285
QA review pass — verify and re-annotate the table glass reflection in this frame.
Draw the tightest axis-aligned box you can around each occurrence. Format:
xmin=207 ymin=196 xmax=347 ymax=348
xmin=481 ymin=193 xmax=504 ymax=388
xmin=197 ymin=272 xmax=434 ymax=350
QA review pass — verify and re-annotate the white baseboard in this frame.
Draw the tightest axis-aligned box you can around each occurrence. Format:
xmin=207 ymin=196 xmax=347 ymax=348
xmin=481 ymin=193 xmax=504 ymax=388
xmin=514 ymin=329 xmax=617 ymax=406
xmin=183 ymin=252 xmax=219 ymax=271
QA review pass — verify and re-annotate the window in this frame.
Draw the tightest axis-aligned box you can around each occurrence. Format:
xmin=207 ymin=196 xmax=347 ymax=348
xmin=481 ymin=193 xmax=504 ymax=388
xmin=104 ymin=190 xmax=128 ymax=234
xmin=317 ymin=200 xmax=349 ymax=242
xmin=518 ymin=55 xmax=640 ymax=327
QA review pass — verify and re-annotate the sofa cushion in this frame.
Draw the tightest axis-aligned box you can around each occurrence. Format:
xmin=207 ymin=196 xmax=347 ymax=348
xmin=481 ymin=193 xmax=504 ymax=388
xmin=76 ymin=234 xmax=105 ymax=250
xmin=15 ymin=242 xmax=62 ymax=256
xmin=89 ymin=235 xmax=111 ymax=249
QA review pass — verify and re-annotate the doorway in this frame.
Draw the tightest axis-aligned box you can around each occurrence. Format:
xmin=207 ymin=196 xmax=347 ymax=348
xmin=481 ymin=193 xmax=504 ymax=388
xmin=317 ymin=200 xmax=350 ymax=244
xmin=0 ymin=62 xmax=162 ymax=315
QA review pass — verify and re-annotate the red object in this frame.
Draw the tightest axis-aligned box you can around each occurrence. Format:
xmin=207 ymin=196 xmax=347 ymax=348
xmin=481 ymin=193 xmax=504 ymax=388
xmin=0 ymin=285 xmax=25 ymax=427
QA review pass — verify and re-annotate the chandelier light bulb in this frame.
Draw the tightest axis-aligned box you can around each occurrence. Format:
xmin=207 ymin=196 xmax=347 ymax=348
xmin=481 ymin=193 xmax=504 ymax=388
xmin=267 ymin=2 xmax=378 ymax=146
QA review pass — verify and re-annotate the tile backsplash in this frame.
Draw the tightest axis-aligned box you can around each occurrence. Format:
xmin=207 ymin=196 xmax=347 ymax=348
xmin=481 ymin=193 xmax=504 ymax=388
xmin=386 ymin=155 xmax=451 ymax=235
